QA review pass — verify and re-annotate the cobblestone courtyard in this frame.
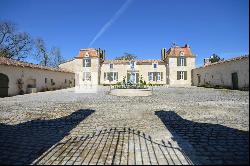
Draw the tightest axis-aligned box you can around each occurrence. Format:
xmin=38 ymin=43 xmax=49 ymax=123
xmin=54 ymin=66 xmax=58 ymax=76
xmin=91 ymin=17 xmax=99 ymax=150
xmin=0 ymin=87 xmax=249 ymax=165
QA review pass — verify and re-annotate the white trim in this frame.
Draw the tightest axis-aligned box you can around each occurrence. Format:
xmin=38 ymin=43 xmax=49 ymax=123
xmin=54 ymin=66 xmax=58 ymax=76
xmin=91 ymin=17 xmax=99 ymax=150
xmin=180 ymin=71 xmax=185 ymax=80
xmin=83 ymin=58 xmax=91 ymax=67
xmin=180 ymin=57 xmax=185 ymax=66
xmin=83 ymin=72 xmax=91 ymax=81
xmin=157 ymin=72 xmax=161 ymax=81
xmin=130 ymin=61 xmax=136 ymax=69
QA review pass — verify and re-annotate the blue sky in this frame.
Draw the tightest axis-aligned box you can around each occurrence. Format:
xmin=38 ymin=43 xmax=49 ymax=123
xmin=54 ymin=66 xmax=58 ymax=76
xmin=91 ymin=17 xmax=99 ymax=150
xmin=0 ymin=0 xmax=249 ymax=66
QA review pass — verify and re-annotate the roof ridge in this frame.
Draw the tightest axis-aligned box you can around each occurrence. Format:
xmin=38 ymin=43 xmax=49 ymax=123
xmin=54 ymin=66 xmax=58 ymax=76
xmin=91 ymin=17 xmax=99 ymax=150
xmin=0 ymin=57 xmax=73 ymax=73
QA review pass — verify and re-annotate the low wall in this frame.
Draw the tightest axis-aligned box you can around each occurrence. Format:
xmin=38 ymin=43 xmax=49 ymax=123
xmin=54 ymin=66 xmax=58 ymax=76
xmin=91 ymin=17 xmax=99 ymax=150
xmin=192 ymin=56 xmax=249 ymax=90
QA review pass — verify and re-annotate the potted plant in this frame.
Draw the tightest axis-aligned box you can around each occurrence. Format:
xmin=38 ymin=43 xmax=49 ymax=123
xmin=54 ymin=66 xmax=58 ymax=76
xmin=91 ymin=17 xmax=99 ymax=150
xmin=17 ymin=78 xmax=24 ymax=95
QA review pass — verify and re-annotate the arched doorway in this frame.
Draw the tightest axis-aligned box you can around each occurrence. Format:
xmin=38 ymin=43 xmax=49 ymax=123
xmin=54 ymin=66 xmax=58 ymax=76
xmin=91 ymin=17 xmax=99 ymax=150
xmin=0 ymin=73 xmax=9 ymax=97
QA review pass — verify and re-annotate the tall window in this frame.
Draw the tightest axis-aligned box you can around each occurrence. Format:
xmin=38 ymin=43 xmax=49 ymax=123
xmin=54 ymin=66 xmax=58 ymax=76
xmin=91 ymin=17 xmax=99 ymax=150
xmin=83 ymin=72 xmax=91 ymax=81
xmin=157 ymin=72 xmax=161 ymax=80
xmin=153 ymin=63 xmax=158 ymax=69
xmin=149 ymin=72 xmax=153 ymax=81
xmin=130 ymin=61 xmax=136 ymax=69
xmin=83 ymin=58 xmax=91 ymax=67
xmin=104 ymin=72 xmax=118 ymax=81
xmin=148 ymin=72 xmax=163 ymax=81
xmin=110 ymin=64 xmax=114 ymax=69
xmin=178 ymin=57 xmax=186 ymax=66
xmin=177 ymin=71 xmax=187 ymax=80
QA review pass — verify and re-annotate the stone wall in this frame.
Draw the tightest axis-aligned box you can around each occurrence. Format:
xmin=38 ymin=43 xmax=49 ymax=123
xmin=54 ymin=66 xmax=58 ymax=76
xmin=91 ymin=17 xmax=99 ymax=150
xmin=192 ymin=57 xmax=249 ymax=90
xmin=0 ymin=65 xmax=75 ymax=96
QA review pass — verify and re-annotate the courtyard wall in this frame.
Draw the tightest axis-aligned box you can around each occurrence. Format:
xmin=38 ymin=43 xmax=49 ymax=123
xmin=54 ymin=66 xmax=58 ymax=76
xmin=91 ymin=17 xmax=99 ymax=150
xmin=192 ymin=56 xmax=249 ymax=90
xmin=0 ymin=58 xmax=75 ymax=97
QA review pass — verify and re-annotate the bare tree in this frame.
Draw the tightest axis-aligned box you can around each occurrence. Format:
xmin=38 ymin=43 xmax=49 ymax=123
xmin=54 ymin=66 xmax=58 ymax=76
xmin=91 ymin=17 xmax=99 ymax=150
xmin=50 ymin=47 xmax=64 ymax=67
xmin=34 ymin=38 xmax=50 ymax=66
xmin=0 ymin=21 xmax=33 ymax=60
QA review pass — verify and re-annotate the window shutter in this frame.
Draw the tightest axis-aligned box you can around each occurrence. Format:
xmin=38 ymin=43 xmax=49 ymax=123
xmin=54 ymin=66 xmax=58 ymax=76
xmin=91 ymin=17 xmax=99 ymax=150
xmin=177 ymin=58 xmax=180 ymax=66
xmin=136 ymin=73 xmax=139 ymax=83
xmin=88 ymin=59 xmax=91 ymax=67
xmin=184 ymin=71 xmax=187 ymax=80
xmin=184 ymin=58 xmax=187 ymax=66
xmin=83 ymin=59 xmax=85 ymax=67
xmin=127 ymin=73 xmax=131 ymax=82
xmin=177 ymin=71 xmax=180 ymax=80
xmin=161 ymin=72 xmax=163 ymax=81
xmin=116 ymin=72 xmax=118 ymax=81
xmin=148 ymin=72 xmax=150 ymax=81
xmin=104 ymin=73 xmax=106 ymax=81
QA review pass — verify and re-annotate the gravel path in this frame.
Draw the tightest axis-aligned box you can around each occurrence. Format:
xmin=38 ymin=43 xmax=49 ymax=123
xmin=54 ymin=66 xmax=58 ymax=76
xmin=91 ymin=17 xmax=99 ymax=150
xmin=0 ymin=86 xmax=249 ymax=165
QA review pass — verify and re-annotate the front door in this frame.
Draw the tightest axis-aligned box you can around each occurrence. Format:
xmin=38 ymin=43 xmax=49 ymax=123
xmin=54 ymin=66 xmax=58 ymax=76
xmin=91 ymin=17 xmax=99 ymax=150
xmin=130 ymin=73 xmax=135 ymax=83
xmin=0 ymin=73 xmax=9 ymax=97
xmin=127 ymin=72 xmax=139 ymax=84
xmin=232 ymin=72 xmax=238 ymax=90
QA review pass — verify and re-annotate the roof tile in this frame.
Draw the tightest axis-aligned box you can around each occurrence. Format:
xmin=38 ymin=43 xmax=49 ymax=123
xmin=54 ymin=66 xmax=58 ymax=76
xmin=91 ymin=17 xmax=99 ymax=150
xmin=0 ymin=57 xmax=73 ymax=73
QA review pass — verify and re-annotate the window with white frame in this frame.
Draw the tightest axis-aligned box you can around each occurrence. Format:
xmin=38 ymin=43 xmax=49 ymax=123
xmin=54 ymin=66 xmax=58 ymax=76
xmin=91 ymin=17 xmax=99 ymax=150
xmin=157 ymin=72 xmax=161 ymax=80
xmin=180 ymin=57 xmax=186 ymax=66
xmin=130 ymin=61 xmax=136 ymax=69
xmin=149 ymin=72 xmax=153 ymax=81
xmin=83 ymin=58 xmax=91 ymax=67
xmin=110 ymin=64 xmax=114 ymax=69
xmin=148 ymin=72 xmax=162 ymax=81
xmin=104 ymin=72 xmax=118 ymax=81
xmin=83 ymin=72 xmax=91 ymax=81
xmin=177 ymin=71 xmax=187 ymax=80
xmin=180 ymin=71 xmax=184 ymax=79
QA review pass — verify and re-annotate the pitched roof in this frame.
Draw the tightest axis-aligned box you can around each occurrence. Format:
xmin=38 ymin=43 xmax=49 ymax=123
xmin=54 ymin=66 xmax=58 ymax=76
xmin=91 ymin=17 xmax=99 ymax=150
xmin=197 ymin=55 xmax=249 ymax=69
xmin=75 ymin=48 xmax=99 ymax=58
xmin=166 ymin=44 xmax=195 ymax=57
xmin=0 ymin=57 xmax=74 ymax=73
xmin=103 ymin=59 xmax=164 ymax=64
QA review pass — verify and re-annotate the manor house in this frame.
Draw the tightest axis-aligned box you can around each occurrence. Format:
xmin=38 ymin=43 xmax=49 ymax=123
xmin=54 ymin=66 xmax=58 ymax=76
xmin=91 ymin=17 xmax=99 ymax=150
xmin=59 ymin=44 xmax=196 ymax=87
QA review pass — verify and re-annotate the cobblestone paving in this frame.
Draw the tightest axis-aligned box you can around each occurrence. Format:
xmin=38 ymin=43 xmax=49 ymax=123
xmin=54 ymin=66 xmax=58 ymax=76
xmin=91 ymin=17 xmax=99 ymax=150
xmin=0 ymin=86 xmax=249 ymax=165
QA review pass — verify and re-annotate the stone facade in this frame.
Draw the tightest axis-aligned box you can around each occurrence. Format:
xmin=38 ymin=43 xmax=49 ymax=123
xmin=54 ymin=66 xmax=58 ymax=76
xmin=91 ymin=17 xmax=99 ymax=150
xmin=59 ymin=45 xmax=196 ymax=87
xmin=100 ymin=60 xmax=167 ymax=85
xmin=192 ymin=55 xmax=249 ymax=90
xmin=0 ymin=57 xmax=75 ymax=97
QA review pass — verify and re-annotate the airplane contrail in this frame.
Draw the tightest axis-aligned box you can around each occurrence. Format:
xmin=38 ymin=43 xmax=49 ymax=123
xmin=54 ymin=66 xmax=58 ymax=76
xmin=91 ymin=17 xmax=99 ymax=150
xmin=88 ymin=0 xmax=133 ymax=47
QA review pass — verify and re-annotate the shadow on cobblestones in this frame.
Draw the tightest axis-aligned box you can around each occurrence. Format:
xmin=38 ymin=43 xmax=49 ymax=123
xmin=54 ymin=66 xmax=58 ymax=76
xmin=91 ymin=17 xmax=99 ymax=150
xmin=0 ymin=109 xmax=94 ymax=165
xmin=33 ymin=127 xmax=193 ymax=165
xmin=155 ymin=111 xmax=249 ymax=165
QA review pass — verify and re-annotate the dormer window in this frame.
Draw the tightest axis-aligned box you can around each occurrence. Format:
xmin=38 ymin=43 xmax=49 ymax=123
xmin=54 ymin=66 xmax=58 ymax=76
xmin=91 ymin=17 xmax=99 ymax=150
xmin=85 ymin=52 xmax=89 ymax=57
xmin=177 ymin=52 xmax=186 ymax=66
xmin=153 ymin=63 xmax=158 ymax=69
xmin=83 ymin=58 xmax=91 ymax=67
xmin=130 ymin=61 xmax=136 ymax=69
xmin=180 ymin=51 xmax=184 ymax=56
